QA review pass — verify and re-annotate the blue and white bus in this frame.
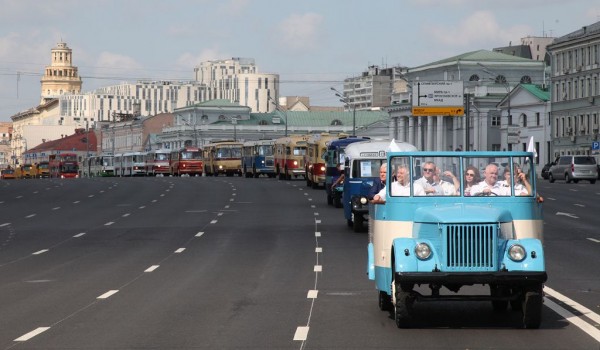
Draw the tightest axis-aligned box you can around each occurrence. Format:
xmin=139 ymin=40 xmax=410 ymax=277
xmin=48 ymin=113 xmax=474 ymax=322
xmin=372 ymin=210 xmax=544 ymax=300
xmin=324 ymin=136 xmax=370 ymax=206
xmin=369 ymin=151 xmax=546 ymax=329
xmin=242 ymin=139 xmax=276 ymax=178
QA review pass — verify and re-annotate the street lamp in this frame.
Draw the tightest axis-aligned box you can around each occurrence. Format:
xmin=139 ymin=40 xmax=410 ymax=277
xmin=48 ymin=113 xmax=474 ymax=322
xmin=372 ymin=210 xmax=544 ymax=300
xmin=268 ymin=96 xmax=288 ymax=136
xmin=330 ymin=87 xmax=356 ymax=136
xmin=231 ymin=117 xmax=237 ymax=141
xmin=477 ymin=63 xmax=512 ymax=149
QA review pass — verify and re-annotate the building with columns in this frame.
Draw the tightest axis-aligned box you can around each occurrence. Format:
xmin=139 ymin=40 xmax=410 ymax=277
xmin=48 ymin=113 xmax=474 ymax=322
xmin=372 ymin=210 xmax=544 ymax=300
xmin=387 ymin=50 xmax=547 ymax=155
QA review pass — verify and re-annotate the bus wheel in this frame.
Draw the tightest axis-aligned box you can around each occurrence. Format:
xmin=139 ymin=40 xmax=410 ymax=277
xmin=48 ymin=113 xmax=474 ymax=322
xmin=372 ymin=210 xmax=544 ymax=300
xmin=522 ymin=285 xmax=543 ymax=329
xmin=327 ymin=193 xmax=333 ymax=205
xmin=353 ymin=215 xmax=364 ymax=232
xmin=490 ymin=284 xmax=509 ymax=312
xmin=392 ymin=277 xmax=413 ymax=328
xmin=378 ymin=291 xmax=393 ymax=311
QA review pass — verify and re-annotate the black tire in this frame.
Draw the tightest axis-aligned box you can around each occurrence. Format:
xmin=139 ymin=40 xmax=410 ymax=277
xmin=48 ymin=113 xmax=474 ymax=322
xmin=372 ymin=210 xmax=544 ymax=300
xmin=591 ymin=179 xmax=596 ymax=184
xmin=327 ymin=193 xmax=333 ymax=205
xmin=347 ymin=219 xmax=353 ymax=227
xmin=522 ymin=289 xmax=543 ymax=329
xmin=311 ymin=180 xmax=318 ymax=189
xmin=510 ymin=288 xmax=523 ymax=311
xmin=490 ymin=285 xmax=509 ymax=312
xmin=392 ymin=279 xmax=413 ymax=328
xmin=334 ymin=196 xmax=342 ymax=208
xmin=378 ymin=291 xmax=393 ymax=311
xmin=353 ymin=215 xmax=363 ymax=233
xmin=549 ymin=173 xmax=555 ymax=183
xmin=565 ymin=173 xmax=571 ymax=183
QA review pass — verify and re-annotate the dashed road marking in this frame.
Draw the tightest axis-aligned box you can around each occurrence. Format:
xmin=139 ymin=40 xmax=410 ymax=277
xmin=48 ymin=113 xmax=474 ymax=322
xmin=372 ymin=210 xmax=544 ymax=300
xmin=122 ymin=213 xmax=130 ymax=217
xmin=25 ymin=214 xmax=36 ymax=218
xmin=52 ymin=207 xmax=60 ymax=210
xmin=175 ymin=248 xmax=186 ymax=253
xmin=196 ymin=232 xmax=204 ymax=237
xmin=315 ymin=247 xmax=322 ymax=253
xmin=32 ymin=249 xmax=49 ymax=255
xmin=14 ymin=327 xmax=50 ymax=342
xmin=97 ymin=290 xmax=119 ymax=299
xmin=293 ymin=326 xmax=309 ymax=341
xmin=73 ymin=233 xmax=86 ymax=238
xmin=307 ymin=290 xmax=318 ymax=299
xmin=210 ymin=220 xmax=218 ymax=224
xmin=315 ymin=232 xmax=321 ymax=237
xmin=587 ymin=238 xmax=600 ymax=243
xmin=314 ymin=265 xmax=322 ymax=272
xmin=144 ymin=265 xmax=159 ymax=272
xmin=104 ymin=221 xmax=114 ymax=226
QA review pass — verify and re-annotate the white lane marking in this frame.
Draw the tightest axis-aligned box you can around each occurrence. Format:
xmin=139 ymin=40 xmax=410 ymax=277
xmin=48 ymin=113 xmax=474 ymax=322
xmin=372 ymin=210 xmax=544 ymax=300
xmin=97 ymin=290 xmax=119 ymax=299
xmin=293 ymin=326 xmax=309 ymax=341
xmin=73 ymin=233 xmax=86 ymax=238
xmin=314 ymin=265 xmax=322 ymax=272
xmin=144 ymin=265 xmax=159 ymax=272
xmin=33 ymin=191 xmax=39 ymax=194
xmin=52 ymin=207 xmax=60 ymax=210
xmin=25 ymin=214 xmax=36 ymax=218
xmin=545 ymin=286 xmax=600 ymax=325
xmin=587 ymin=238 xmax=600 ymax=243
xmin=160 ymin=194 xmax=165 ymax=197
xmin=304 ymin=193 xmax=308 ymax=196
xmin=224 ymin=205 xmax=230 ymax=209
xmin=0 ymin=223 xmax=10 ymax=227
xmin=232 ymin=193 xmax=237 ymax=196
xmin=308 ymin=198 xmax=313 ymax=201
xmin=229 ymin=198 xmax=234 ymax=201
xmin=175 ymin=248 xmax=186 ymax=253
xmin=14 ymin=327 xmax=51 ymax=342
xmin=556 ymin=212 xmax=579 ymax=219
xmin=574 ymin=203 xmax=585 ymax=207
xmin=88 ymin=194 xmax=94 ymax=198
xmin=315 ymin=247 xmax=322 ymax=253
xmin=16 ymin=195 xmax=23 ymax=199
xmin=315 ymin=232 xmax=321 ymax=237
xmin=218 ymin=212 xmax=224 ymax=216
xmin=569 ymin=189 xmax=578 ymax=192
xmin=73 ymin=200 xmax=80 ymax=204
xmin=311 ymin=205 xmax=315 ymax=208
xmin=307 ymin=290 xmax=318 ymax=299
xmin=151 ymin=199 xmax=157 ymax=203
xmin=32 ymin=249 xmax=49 ymax=255
xmin=122 ymin=213 xmax=130 ymax=217
xmin=139 ymin=206 xmax=146 ymax=209
xmin=100 ymin=190 xmax=105 ymax=193
xmin=546 ymin=197 xmax=556 ymax=201
xmin=195 ymin=232 xmax=204 ymax=237
xmin=315 ymin=220 xmax=321 ymax=224
xmin=185 ymin=210 xmax=207 ymax=213
xmin=210 ymin=220 xmax=218 ymax=224
xmin=104 ymin=221 xmax=114 ymax=226
xmin=314 ymin=212 xmax=319 ymax=216
xmin=544 ymin=298 xmax=600 ymax=342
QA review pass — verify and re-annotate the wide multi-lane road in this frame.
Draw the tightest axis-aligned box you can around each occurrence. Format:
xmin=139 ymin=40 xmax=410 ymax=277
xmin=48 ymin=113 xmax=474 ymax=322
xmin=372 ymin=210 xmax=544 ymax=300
xmin=0 ymin=176 xmax=598 ymax=349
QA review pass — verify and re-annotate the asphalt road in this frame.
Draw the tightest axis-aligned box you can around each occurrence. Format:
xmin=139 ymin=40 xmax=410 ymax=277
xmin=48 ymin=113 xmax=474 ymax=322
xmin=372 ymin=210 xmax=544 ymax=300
xmin=0 ymin=176 xmax=598 ymax=349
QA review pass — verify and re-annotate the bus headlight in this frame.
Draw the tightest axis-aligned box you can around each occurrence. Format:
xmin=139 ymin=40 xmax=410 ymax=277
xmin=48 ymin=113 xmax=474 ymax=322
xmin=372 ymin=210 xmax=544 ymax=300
xmin=508 ymin=244 xmax=526 ymax=262
xmin=360 ymin=196 xmax=368 ymax=205
xmin=415 ymin=243 xmax=431 ymax=260
xmin=219 ymin=165 xmax=223 ymax=170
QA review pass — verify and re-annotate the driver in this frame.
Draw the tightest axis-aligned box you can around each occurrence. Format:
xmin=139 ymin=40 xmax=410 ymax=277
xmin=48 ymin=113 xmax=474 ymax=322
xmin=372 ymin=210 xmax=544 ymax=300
xmin=470 ymin=163 xmax=510 ymax=196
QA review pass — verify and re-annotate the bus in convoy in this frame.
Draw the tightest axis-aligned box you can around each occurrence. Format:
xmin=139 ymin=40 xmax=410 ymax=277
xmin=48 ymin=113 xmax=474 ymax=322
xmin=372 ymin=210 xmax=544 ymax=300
xmin=324 ymin=136 xmax=370 ymax=206
xmin=369 ymin=151 xmax=546 ymax=329
xmin=304 ymin=133 xmax=342 ymax=189
xmin=145 ymin=149 xmax=171 ymax=176
xmin=82 ymin=154 xmax=114 ymax=177
xmin=33 ymin=161 xmax=50 ymax=178
xmin=170 ymin=147 xmax=203 ymax=176
xmin=20 ymin=163 xmax=33 ymax=179
xmin=203 ymin=141 xmax=242 ymax=176
xmin=342 ymin=140 xmax=418 ymax=232
xmin=273 ymin=134 xmax=309 ymax=180
xmin=242 ymin=139 xmax=276 ymax=178
xmin=49 ymin=153 xmax=79 ymax=178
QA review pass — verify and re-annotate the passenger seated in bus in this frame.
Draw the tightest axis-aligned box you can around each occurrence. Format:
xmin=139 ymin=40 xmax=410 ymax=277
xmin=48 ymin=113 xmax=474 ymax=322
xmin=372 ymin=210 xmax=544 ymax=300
xmin=367 ymin=163 xmax=387 ymax=200
xmin=463 ymin=165 xmax=481 ymax=196
xmin=413 ymin=161 xmax=445 ymax=196
xmin=470 ymin=163 xmax=510 ymax=196
xmin=498 ymin=165 xmax=531 ymax=196
xmin=331 ymin=163 xmax=345 ymax=189
xmin=372 ymin=165 xmax=421 ymax=203
xmin=433 ymin=168 xmax=460 ymax=196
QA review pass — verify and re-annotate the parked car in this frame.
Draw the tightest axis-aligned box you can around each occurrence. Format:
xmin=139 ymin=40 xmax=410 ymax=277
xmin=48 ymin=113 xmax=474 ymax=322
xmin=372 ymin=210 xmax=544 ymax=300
xmin=1 ymin=168 xmax=16 ymax=180
xmin=541 ymin=162 xmax=552 ymax=179
xmin=549 ymin=155 xmax=597 ymax=184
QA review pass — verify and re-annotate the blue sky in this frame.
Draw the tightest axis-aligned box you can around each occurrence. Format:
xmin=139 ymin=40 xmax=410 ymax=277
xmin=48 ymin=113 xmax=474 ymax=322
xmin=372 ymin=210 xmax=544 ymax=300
xmin=1 ymin=0 xmax=599 ymax=121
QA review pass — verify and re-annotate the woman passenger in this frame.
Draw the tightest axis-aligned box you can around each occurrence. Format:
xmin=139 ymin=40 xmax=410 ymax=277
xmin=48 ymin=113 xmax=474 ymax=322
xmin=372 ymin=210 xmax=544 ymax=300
xmin=463 ymin=165 xmax=480 ymax=196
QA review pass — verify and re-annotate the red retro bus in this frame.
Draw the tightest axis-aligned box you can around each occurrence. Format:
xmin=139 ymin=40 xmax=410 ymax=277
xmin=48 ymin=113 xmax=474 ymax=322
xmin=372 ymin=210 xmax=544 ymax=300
xmin=49 ymin=153 xmax=79 ymax=178
xmin=274 ymin=134 xmax=309 ymax=180
xmin=170 ymin=147 xmax=203 ymax=176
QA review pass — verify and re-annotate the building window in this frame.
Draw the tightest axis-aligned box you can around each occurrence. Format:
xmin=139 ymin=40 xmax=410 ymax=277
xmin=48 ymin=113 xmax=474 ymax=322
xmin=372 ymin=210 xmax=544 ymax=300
xmin=520 ymin=75 xmax=532 ymax=84
xmin=495 ymin=75 xmax=507 ymax=84
xmin=331 ymin=119 xmax=343 ymax=126
xmin=536 ymin=112 xmax=540 ymax=126
xmin=469 ymin=74 xmax=480 ymax=82
xmin=258 ymin=120 xmax=268 ymax=125
xmin=521 ymin=113 xmax=527 ymax=127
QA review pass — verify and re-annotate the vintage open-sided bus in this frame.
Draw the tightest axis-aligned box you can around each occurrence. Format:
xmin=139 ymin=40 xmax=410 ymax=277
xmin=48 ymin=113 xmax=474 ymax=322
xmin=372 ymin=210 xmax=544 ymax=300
xmin=273 ymin=134 xmax=309 ymax=180
xmin=369 ymin=151 xmax=546 ymax=329
xmin=203 ymin=141 xmax=242 ymax=176
xmin=145 ymin=149 xmax=171 ymax=176
xmin=304 ymin=133 xmax=342 ymax=188
xmin=242 ymin=139 xmax=275 ymax=178
xmin=170 ymin=147 xmax=203 ymax=176
xmin=49 ymin=153 xmax=79 ymax=178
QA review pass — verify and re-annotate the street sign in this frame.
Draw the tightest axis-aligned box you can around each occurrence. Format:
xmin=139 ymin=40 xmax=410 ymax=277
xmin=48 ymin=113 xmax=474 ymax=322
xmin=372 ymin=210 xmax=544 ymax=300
xmin=412 ymin=107 xmax=464 ymax=116
xmin=592 ymin=141 xmax=600 ymax=150
xmin=507 ymin=135 xmax=520 ymax=144
xmin=412 ymin=81 xmax=464 ymax=116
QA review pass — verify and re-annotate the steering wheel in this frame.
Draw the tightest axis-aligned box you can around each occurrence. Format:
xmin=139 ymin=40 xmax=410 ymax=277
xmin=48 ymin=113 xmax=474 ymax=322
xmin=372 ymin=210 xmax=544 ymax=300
xmin=474 ymin=191 xmax=498 ymax=196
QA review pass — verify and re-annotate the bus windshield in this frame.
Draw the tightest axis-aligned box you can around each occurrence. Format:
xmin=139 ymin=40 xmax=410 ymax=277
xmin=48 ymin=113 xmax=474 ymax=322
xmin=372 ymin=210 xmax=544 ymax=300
xmin=155 ymin=153 xmax=169 ymax=161
xmin=216 ymin=147 xmax=241 ymax=158
xmin=257 ymin=145 xmax=273 ymax=156
xmin=181 ymin=151 xmax=202 ymax=160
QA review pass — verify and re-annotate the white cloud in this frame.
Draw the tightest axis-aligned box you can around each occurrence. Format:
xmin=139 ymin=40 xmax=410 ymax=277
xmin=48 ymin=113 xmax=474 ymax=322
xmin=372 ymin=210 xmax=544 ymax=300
xmin=425 ymin=11 xmax=532 ymax=48
xmin=176 ymin=48 xmax=232 ymax=69
xmin=275 ymin=13 xmax=324 ymax=53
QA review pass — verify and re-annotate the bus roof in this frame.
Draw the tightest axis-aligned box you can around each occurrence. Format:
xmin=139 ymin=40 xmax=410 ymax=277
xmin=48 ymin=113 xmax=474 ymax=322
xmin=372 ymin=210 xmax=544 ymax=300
xmin=344 ymin=140 xmax=418 ymax=160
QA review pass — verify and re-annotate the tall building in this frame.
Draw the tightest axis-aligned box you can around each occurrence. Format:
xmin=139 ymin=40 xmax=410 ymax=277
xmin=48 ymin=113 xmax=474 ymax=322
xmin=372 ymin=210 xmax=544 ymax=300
xmin=193 ymin=57 xmax=280 ymax=113
xmin=40 ymin=42 xmax=82 ymax=104
xmin=547 ymin=20 xmax=600 ymax=159
xmin=341 ymin=65 xmax=393 ymax=111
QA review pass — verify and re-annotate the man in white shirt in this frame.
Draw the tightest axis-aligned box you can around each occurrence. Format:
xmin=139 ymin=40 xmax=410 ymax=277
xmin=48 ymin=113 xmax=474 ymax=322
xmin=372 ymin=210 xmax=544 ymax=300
xmin=470 ymin=163 xmax=510 ymax=196
xmin=413 ymin=161 xmax=443 ymax=196
xmin=373 ymin=165 xmax=423 ymax=202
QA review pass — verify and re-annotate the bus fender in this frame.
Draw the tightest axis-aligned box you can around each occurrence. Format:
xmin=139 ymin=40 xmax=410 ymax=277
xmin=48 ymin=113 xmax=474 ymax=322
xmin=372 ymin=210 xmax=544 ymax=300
xmin=392 ymin=238 xmax=440 ymax=273
xmin=367 ymin=242 xmax=375 ymax=280
xmin=502 ymin=238 xmax=545 ymax=272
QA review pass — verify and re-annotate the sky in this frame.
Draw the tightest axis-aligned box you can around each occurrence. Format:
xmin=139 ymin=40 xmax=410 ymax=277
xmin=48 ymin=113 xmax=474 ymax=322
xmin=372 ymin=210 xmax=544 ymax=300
xmin=1 ymin=0 xmax=599 ymax=122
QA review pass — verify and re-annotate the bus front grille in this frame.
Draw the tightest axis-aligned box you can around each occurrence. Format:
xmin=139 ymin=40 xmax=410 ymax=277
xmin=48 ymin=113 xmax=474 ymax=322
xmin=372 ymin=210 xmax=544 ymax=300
xmin=444 ymin=224 xmax=497 ymax=271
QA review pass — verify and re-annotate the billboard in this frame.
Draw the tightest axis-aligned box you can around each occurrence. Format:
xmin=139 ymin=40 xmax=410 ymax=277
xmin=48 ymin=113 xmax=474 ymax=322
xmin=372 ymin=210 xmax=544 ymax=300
xmin=411 ymin=81 xmax=464 ymax=116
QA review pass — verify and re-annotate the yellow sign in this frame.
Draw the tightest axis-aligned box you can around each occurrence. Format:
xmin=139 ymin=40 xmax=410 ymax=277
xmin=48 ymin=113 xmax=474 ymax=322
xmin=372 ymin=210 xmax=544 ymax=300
xmin=412 ymin=106 xmax=464 ymax=116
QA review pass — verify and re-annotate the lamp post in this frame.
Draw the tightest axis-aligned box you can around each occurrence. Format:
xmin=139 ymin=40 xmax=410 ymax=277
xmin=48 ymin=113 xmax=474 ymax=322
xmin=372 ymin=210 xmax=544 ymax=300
xmin=477 ymin=63 xmax=512 ymax=149
xmin=330 ymin=87 xmax=356 ymax=136
xmin=268 ymin=96 xmax=288 ymax=136
xmin=232 ymin=117 xmax=237 ymax=141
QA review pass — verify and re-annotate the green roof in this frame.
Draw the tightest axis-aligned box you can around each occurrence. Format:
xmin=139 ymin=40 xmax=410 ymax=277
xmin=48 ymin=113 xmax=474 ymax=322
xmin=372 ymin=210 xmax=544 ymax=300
xmin=519 ymin=84 xmax=550 ymax=101
xmin=211 ymin=110 xmax=389 ymax=127
xmin=412 ymin=49 xmax=535 ymax=69
xmin=192 ymin=99 xmax=242 ymax=107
